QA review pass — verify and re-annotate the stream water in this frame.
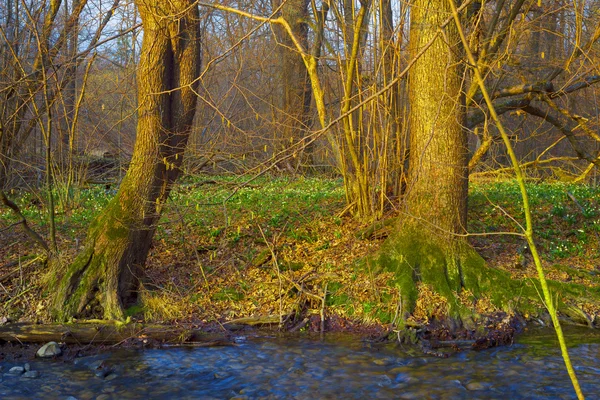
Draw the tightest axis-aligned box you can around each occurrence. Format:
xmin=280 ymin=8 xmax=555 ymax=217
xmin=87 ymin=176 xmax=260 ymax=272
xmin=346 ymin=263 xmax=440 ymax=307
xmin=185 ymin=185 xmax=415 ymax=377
xmin=1 ymin=327 xmax=599 ymax=399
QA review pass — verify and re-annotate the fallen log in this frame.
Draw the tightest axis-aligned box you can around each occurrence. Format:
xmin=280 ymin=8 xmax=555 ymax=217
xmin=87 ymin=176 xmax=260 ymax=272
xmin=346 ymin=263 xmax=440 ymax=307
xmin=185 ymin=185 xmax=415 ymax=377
xmin=223 ymin=314 xmax=284 ymax=331
xmin=0 ymin=322 xmax=232 ymax=346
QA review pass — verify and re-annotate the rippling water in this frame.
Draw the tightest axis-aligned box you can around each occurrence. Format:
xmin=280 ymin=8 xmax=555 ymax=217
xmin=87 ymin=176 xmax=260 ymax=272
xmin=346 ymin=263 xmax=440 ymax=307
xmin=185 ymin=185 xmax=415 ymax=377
xmin=1 ymin=327 xmax=599 ymax=399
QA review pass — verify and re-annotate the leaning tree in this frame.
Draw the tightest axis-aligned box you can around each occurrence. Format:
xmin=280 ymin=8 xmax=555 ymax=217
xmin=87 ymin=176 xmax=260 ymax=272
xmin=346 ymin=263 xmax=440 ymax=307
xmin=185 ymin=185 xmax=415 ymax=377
xmin=52 ymin=0 xmax=201 ymax=320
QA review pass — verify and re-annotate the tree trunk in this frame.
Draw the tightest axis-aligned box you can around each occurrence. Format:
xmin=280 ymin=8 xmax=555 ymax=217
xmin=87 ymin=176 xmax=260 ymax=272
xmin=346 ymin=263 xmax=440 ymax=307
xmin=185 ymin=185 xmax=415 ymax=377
xmin=51 ymin=0 xmax=201 ymax=321
xmin=272 ymin=0 xmax=312 ymax=169
xmin=404 ymin=0 xmax=468 ymax=273
xmin=373 ymin=0 xmax=484 ymax=321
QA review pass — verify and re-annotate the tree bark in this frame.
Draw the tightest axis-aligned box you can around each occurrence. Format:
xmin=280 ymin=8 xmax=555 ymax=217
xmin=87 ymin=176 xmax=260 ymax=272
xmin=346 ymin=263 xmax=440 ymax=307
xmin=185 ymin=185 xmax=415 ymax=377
xmin=272 ymin=0 xmax=312 ymax=168
xmin=374 ymin=0 xmax=481 ymax=321
xmin=51 ymin=0 xmax=201 ymax=321
xmin=405 ymin=0 xmax=467 ymax=243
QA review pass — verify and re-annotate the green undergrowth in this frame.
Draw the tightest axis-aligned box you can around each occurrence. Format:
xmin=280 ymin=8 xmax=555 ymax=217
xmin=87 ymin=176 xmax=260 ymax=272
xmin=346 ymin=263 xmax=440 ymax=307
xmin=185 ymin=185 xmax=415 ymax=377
xmin=4 ymin=177 xmax=599 ymax=260
xmin=0 ymin=175 xmax=345 ymax=243
xmin=168 ymin=174 xmax=345 ymax=243
xmin=469 ymin=181 xmax=600 ymax=260
xmin=2 ymin=176 xmax=600 ymax=326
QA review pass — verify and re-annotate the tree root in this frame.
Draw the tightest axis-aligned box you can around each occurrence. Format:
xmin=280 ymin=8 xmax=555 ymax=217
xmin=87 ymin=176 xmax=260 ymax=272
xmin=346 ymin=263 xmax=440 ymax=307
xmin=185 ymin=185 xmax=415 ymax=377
xmin=365 ymin=227 xmax=600 ymax=346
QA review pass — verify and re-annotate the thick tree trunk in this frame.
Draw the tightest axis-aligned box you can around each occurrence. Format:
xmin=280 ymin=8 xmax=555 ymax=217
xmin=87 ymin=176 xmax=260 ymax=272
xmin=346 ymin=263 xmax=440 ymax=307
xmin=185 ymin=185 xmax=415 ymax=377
xmin=373 ymin=0 xmax=484 ymax=321
xmin=404 ymin=0 xmax=468 ymax=283
xmin=51 ymin=0 xmax=201 ymax=321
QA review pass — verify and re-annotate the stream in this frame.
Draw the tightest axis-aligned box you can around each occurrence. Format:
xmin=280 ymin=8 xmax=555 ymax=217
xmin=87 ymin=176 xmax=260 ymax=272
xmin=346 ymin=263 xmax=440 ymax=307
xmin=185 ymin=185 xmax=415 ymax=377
xmin=1 ymin=327 xmax=599 ymax=399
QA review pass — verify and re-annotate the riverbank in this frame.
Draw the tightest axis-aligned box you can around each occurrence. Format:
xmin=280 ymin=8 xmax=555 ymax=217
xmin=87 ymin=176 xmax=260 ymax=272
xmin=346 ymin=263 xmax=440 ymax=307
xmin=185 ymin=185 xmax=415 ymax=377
xmin=2 ymin=176 xmax=600 ymax=340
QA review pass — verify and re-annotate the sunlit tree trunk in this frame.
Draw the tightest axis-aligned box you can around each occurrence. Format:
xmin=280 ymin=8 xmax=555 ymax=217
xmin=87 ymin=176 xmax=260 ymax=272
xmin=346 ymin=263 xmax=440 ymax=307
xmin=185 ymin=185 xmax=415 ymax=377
xmin=404 ymin=0 xmax=468 ymax=259
xmin=52 ymin=0 xmax=201 ymax=320
xmin=375 ymin=0 xmax=482 ymax=320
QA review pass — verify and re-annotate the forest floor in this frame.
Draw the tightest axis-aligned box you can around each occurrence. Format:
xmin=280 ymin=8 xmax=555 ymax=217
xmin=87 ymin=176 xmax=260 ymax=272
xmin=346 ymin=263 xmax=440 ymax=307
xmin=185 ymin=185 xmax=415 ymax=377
xmin=1 ymin=174 xmax=600 ymax=344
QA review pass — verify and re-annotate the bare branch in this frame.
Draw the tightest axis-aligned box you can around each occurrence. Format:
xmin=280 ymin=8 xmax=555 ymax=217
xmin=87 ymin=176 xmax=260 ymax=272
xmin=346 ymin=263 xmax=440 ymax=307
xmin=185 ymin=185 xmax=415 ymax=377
xmin=0 ymin=191 xmax=49 ymax=253
xmin=522 ymin=105 xmax=600 ymax=167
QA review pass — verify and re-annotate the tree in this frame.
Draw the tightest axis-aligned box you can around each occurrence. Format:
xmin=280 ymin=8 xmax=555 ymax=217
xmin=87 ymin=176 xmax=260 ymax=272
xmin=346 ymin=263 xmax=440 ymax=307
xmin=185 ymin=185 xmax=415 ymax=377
xmin=272 ymin=0 xmax=313 ymax=170
xmin=51 ymin=0 xmax=201 ymax=320
xmin=372 ymin=0 xmax=600 ymax=324
xmin=373 ymin=0 xmax=485 ymax=320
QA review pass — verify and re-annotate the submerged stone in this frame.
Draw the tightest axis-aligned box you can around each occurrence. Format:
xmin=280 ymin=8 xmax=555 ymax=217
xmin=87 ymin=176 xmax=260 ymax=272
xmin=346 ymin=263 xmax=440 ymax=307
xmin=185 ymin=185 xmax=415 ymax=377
xmin=7 ymin=366 xmax=25 ymax=376
xmin=22 ymin=371 xmax=40 ymax=379
xmin=104 ymin=373 xmax=118 ymax=381
xmin=466 ymin=381 xmax=492 ymax=391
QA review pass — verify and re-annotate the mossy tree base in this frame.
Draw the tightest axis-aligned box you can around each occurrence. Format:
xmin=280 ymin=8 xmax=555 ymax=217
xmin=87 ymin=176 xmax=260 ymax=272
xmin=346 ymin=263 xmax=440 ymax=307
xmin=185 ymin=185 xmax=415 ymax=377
xmin=50 ymin=199 xmax=149 ymax=321
xmin=368 ymin=226 xmax=600 ymax=330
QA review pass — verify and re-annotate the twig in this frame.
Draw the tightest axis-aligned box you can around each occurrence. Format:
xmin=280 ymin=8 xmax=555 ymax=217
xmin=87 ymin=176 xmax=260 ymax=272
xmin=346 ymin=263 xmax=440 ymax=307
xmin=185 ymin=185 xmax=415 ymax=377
xmin=289 ymin=317 xmax=310 ymax=332
xmin=320 ymin=282 xmax=328 ymax=335
xmin=258 ymin=225 xmax=284 ymax=328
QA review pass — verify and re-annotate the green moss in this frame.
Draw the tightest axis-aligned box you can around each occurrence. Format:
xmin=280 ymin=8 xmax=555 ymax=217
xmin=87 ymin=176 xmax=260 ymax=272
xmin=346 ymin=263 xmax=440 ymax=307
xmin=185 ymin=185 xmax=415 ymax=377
xmin=212 ymin=287 xmax=244 ymax=301
xmin=280 ymin=261 xmax=304 ymax=271
xmin=125 ymin=305 xmax=144 ymax=317
xmin=371 ymin=228 xmax=472 ymax=318
xmin=364 ymin=226 xmax=576 ymax=322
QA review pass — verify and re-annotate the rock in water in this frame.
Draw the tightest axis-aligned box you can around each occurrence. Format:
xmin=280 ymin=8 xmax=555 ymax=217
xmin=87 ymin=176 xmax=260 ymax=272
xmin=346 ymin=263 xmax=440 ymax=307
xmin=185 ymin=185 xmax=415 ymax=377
xmin=7 ymin=366 xmax=25 ymax=375
xmin=22 ymin=370 xmax=40 ymax=379
xmin=36 ymin=341 xmax=62 ymax=358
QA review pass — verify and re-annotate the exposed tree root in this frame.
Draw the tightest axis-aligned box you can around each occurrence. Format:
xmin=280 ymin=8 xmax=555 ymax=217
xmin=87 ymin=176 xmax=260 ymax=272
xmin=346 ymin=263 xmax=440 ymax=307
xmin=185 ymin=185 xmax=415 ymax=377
xmin=365 ymin=227 xmax=600 ymax=344
xmin=50 ymin=204 xmax=144 ymax=322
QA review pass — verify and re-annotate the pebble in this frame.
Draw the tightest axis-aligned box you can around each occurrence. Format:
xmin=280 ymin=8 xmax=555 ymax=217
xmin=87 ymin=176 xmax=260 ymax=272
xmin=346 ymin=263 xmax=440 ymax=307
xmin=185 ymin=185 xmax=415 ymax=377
xmin=466 ymin=381 xmax=492 ymax=391
xmin=373 ymin=358 xmax=392 ymax=366
xmin=89 ymin=360 xmax=106 ymax=370
xmin=37 ymin=341 xmax=62 ymax=358
xmin=78 ymin=390 xmax=96 ymax=399
xmin=7 ymin=366 xmax=25 ymax=375
xmin=398 ymin=392 xmax=422 ymax=399
xmin=228 ymin=362 xmax=246 ymax=370
xmin=95 ymin=370 xmax=108 ymax=378
xmin=104 ymin=373 xmax=118 ymax=381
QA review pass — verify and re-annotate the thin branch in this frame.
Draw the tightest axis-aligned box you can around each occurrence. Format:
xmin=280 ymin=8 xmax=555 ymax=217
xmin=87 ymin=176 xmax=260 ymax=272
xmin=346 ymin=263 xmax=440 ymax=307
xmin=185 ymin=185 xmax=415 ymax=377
xmin=0 ymin=191 xmax=49 ymax=253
